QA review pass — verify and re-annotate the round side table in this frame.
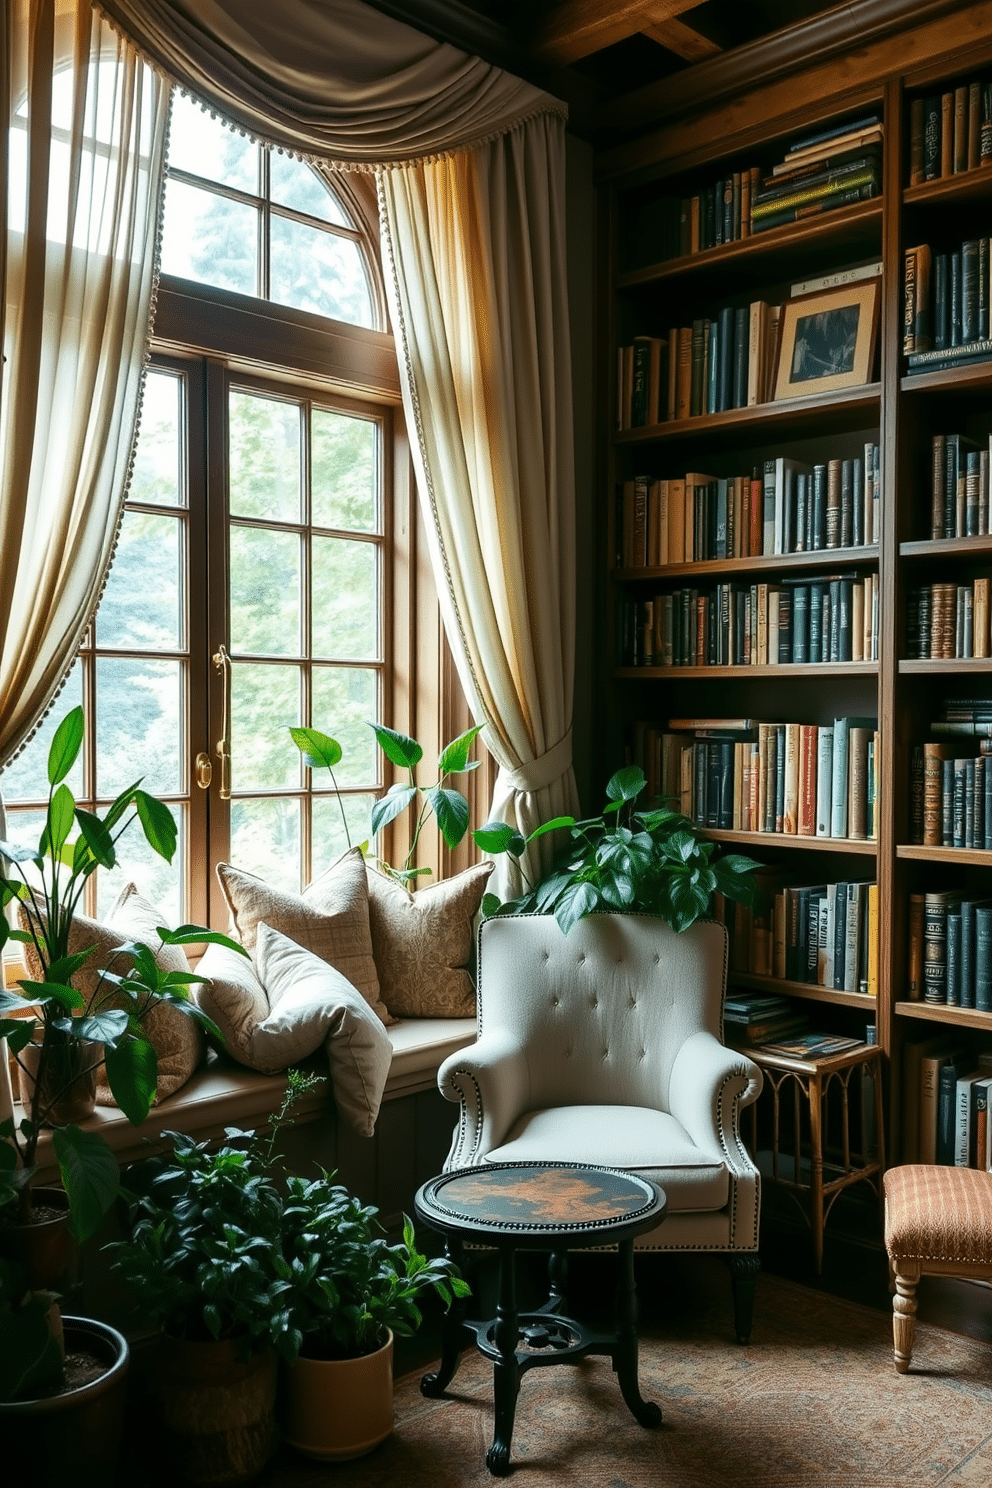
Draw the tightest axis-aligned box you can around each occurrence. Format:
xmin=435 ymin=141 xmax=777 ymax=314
xmin=414 ymin=1160 xmax=666 ymax=1476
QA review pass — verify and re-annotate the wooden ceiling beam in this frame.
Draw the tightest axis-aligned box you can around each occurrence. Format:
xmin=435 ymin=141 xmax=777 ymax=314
xmin=642 ymin=17 xmax=722 ymax=61
xmin=536 ymin=0 xmax=701 ymax=65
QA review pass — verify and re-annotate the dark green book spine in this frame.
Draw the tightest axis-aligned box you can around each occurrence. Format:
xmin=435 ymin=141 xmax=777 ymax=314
xmin=976 ymin=905 xmax=992 ymax=1010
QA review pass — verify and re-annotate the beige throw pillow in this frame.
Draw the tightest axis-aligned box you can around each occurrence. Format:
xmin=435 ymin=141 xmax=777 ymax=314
xmin=366 ymin=861 xmax=493 ymax=1019
xmin=195 ymin=926 xmax=392 ymax=1137
xmin=19 ymin=883 xmax=205 ymax=1104
xmin=215 ymin=847 xmax=394 ymax=1026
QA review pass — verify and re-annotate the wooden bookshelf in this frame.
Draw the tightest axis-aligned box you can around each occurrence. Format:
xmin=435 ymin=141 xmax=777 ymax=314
xmin=595 ymin=2 xmax=992 ymax=1174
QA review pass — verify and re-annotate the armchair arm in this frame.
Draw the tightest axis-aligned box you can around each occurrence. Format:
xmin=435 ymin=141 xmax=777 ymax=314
xmin=668 ymin=1030 xmax=763 ymax=1166
xmin=437 ymin=1029 xmax=531 ymax=1169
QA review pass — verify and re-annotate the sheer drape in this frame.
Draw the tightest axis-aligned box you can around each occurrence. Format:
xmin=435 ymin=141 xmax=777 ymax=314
xmin=95 ymin=0 xmax=579 ymax=895
xmin=0 ymin=0 xmax=169 ymax=767
xmin=379 ymin=121 xmax=576 ymax=896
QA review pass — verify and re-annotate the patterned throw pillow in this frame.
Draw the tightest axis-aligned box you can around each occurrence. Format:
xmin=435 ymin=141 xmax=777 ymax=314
xmin=366 ymin=861 xmax=493 ymax=1019
xmin=215 ymin=847 xmax=394 ymax=1026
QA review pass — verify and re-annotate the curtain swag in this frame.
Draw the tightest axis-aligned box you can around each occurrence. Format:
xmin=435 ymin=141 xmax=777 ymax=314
xmin=94 ymin=0 xmax=567 ymax=168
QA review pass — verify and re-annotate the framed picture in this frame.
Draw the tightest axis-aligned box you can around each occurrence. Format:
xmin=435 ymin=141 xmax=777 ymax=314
xmin=772 ymin=279 xmax=880 ymax=401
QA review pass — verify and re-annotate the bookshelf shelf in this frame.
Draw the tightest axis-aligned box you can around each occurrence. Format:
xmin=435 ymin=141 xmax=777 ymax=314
xmin=895 ymin=1001 xmax=992 ymax=1031
xmin=898 ymin=658 xmax=992 ymax=674
xmin=899 ymin=362 xmax=992 ymax=396
xmin=614 ymin=384 xmax=881 ymax=447
xmin=903 ymin=169 xmax=992 ymax=209
xmin=900 ymin=536 xmax=992 ymax=559
xmin=702 ymin=828 xmax=877 ymax=855
xmin=732 ymin=971 xmax=877 ymax=1011
xmin=896 ymin=845 xmax=992 ymax=866
xmin=615 ymin=546 xmax=879 ymax=582
xmin=616 ymin=199 xmax=883 ymax=294
xmin=617 ymin=663 xmax=877 ymax=680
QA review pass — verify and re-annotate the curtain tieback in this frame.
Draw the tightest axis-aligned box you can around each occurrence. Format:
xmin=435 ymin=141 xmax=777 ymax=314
xmin=501 ymin=732 xmax=573 ymax=796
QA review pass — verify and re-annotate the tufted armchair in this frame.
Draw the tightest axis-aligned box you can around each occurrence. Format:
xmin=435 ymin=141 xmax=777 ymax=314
xmin=437 ymin=911 xmax=764 ymax=1342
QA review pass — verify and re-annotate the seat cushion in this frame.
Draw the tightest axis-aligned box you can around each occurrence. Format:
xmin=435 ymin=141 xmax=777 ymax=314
xmin=884 ymin=1164 xmax=992 ymax=1264
xmin=484 ymin=1105 xmax=730 ymax=1212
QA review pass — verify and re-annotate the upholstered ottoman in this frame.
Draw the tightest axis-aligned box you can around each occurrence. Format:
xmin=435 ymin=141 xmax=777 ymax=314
xmin=883 ymin=1164 xmax=992 ymax=1372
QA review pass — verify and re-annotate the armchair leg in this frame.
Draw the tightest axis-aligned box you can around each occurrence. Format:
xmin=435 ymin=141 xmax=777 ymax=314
xmin=728 ymin=1253 xmax=761 ymax=1345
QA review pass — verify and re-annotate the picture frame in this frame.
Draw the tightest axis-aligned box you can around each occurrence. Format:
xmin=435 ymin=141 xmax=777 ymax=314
xmin=772 ymin=279 xmax=880 ymax=401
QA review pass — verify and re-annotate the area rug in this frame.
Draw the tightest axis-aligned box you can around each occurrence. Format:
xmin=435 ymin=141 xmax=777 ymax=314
xmin=260 ymin=1265 xmax=992 ymax=1487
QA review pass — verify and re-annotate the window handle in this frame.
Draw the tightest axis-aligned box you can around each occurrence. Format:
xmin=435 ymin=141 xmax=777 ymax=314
xmin=213 ymin=644 xmax=232 ymax=801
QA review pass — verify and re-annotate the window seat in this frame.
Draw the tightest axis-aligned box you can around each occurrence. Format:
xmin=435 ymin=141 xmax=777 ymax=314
xmin=22 ymin=1015 xmax=477 ymax=1186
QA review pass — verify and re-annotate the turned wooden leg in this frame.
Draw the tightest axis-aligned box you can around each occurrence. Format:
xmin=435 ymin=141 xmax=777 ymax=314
xmin=891 ymin=1260 xmax=921 ymax=1374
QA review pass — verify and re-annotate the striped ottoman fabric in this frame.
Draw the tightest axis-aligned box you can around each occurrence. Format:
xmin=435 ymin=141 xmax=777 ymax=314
xmin=884 ymin=1165 xmax=992 ymax=1264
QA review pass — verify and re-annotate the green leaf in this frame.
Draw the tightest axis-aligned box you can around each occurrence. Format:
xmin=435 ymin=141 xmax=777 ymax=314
xmin=17 ymin=981 xmax=85 ymax=1011
xmin=134 ymin=791 xmax=178 ymax=863
xmin=74 ymin=808 xmax=116 ymax=868
xmin=480 ymin=892 xmax=502 ymax=918
xmin=47 ymin=783 xmax=76 ymax=857
xmin=102 ymin=781 xmax=142 ymax=831
xmin=527 ymin=815 xmax=576 ymax=841
xmin=163 ymin=926 xmax=249 ymax=956
xmin=668 ymin=830 xmax=699 ymax=864
xmin=473 ymin=820 xmax=520 ymax=854
xmin=370 ymin=784 xmax=417 ymax=837
xmin=554 ymin=880 xmax=600 ymax=936
xmin=48 ymin=706 xmax=84 ymax=785
xmin=369 ymin=724 xmax=422 ymax=769
xmin=72 ymin=1010 xmax=130 ymax=1045
xmin=425 ymin=786 xmax=469 ymax=850
xmin=52 ymin=1125 xmax=121 ymax=1241
xmin=0 ymin=1020 xmax=36 ymax=1053
xmin=289 ymin=726 xmax=342 ymax=770
xmin=605 ymin=765 xmax=646 ymax=805
xmin=437 ymin=725 xmax=483 ymax=775
xmin=104 ymin=1038 xmax=158 ymax=1125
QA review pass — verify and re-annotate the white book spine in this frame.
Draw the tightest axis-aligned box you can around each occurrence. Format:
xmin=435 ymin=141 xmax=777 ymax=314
xmin=831 ymin=718 xmax=850 ymax=838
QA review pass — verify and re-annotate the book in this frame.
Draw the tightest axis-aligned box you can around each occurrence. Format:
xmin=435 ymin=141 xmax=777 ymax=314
xmin=924 ymin=889 xmax=962 ymax=1003
xmin=758 ymin=1030 xmax=863 ymax=1059
xmin=912 ymin=1038 xmax=957 ymax=1163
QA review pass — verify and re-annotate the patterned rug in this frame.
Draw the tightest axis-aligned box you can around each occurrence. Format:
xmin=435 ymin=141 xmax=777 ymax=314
xmin=260 ymin=1263 xmax=992 ymax=1487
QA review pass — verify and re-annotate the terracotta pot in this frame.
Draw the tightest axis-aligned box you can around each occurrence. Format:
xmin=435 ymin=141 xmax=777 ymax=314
xmin=18 ymin=1038 xmax=100 ymax=1126
xmin=0 ymin=1315 xmax=130 ymax=1488
xmin=284 ymin=1329 xmax=394 ymax=1461
xmin=0 ymin=1185 xmax=73 ymax=1290
xmin=157 ymin=1333 xmax=277 ymax=1486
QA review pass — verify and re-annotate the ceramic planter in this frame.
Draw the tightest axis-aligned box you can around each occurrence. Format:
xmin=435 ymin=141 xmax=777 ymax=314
xmin=0 ymin=1185 xmax=72 ymax=1290
xmin=0 ymin=1315 xmax=130 ymax=1488
xmin=156 ymin=1333 xmax=277 ymax=1486
xmin=284 ymin=1328 xmax=394 ymax=1461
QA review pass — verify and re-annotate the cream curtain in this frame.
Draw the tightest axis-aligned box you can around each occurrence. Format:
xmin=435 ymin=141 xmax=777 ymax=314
xmin=379 ymin=122 xmax=577 ymax=897
xmin=0 ymin=0 xmax=169 ymax=767
xmin=95 ymin=0 xmax=580 ymax=897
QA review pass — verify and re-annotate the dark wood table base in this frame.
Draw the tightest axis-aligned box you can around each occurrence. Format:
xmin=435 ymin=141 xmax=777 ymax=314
xmin=415 ymin=1162 xmax=666 ymax=1476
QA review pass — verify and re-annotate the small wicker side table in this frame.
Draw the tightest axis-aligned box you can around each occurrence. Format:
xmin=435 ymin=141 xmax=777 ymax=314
xmin=747 ymin=1040 xmax=885 ymax=1273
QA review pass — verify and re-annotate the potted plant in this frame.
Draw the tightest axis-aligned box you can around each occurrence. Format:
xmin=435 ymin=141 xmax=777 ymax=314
xmin=473 ymin=763 xmax=761 ymax=934
xmin=0 ymin=706 xmax=239 ymax=1247
xmin=109 ymin=1071 xmax=469 ymax=1476
xmin=278 ymin=1171 xmax=470 ymax=1462
xmin=0 ymin=1250 xmax=131 ymax=1486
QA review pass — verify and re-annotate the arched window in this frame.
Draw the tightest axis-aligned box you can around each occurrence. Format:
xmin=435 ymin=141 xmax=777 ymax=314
xmin=2 ymin=94 xmax=414 ymax=926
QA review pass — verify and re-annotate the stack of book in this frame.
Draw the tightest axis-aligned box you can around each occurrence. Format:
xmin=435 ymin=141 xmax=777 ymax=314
xmin=926 ymin=432 xmax=992 ymax=539
xmin=647 ymin=715 xmax=879 ymax=841
xmin=723 ymin=991 xmax=808 ymax=1048
xmin=751 ymin=115 xmax=882 ymax=234
xmin=910 ymin=890 xmax=992 ymax=1007
xmin=623 ymin=164 xmax=763 ymax=266
xmin=615 ymin=445 xmax=880 ymax=568
xmin=908 ymin=77 xmax=992 ymax=185
xmin=903 ymin=239 xmax=992 ymax=372
xmin=906 ymin=579 xmax=990 ymax=659
xmin=727 ymin=877 xmax=877 ymax=995
xmin=755 ymin=1030 xmax=866 ymax=1059
xmin=910 ymin=739 xmax=992 ymax=850
xmin=902 ymin=1038 xmax=992 ymax=1167
xmin=619 ymin=572 xmax=878 ymax=669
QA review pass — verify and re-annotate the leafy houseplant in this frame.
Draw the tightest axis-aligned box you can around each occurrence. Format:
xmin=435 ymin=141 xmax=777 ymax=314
xmin=473 ymin=764 xmax=761 ymax=936
xmin=0 ymin=706 xmax=240 ymax=1243
xmin=289 ymin=722 xmax=483 ymax=885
